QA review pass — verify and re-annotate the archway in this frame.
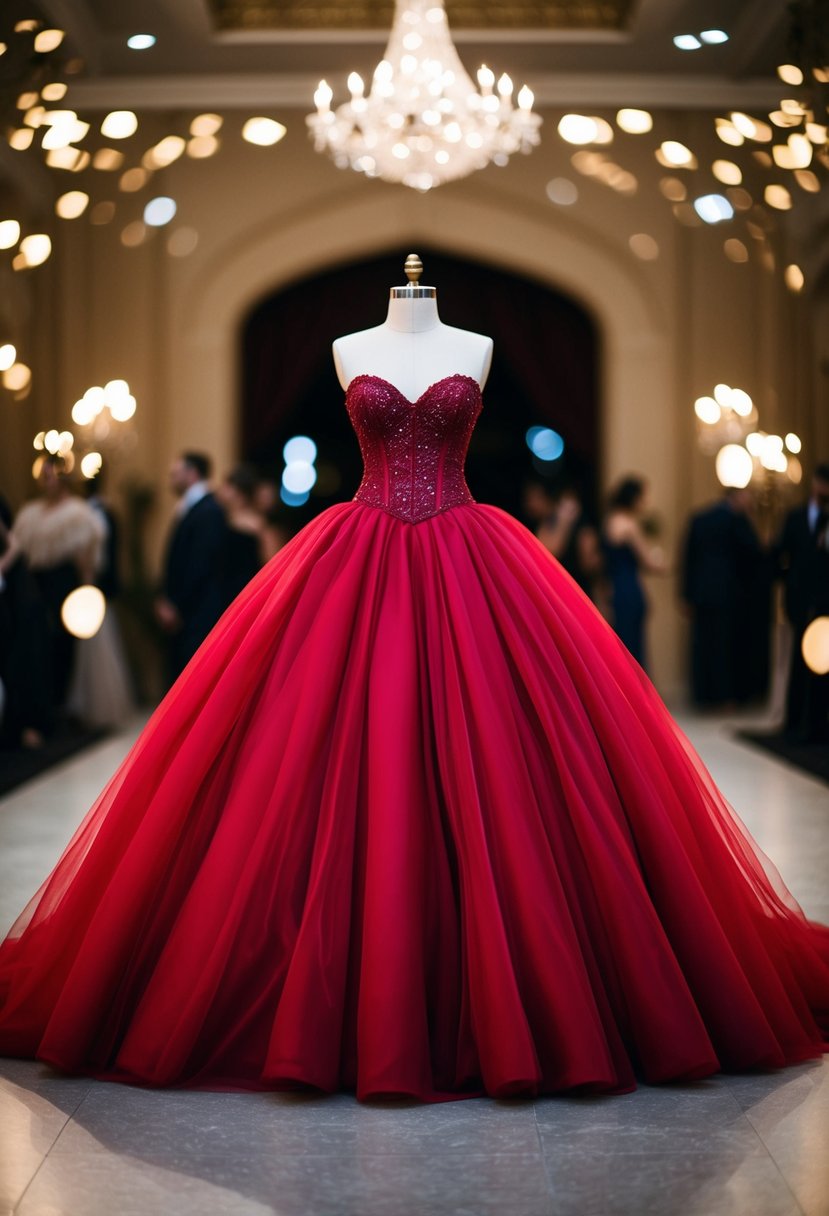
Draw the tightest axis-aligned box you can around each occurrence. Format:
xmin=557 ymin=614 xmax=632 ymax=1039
xmin=240 ymin=249 xmax=600 ymax=522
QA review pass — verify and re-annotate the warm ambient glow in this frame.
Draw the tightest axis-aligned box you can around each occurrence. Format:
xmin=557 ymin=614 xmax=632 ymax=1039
xmin=616 ymin=108 xmax=652 ymax=134
xmin=802 ymin=618 xmax=829 ymax=675
xmin=560 ymin=115 xmax=613 ymax=145
xmin=55 ymin=191 xmax=89 ymax=219
xmin=694 ymin=396 xmax=721 ymax=424
xmin=72 ymin=380 xmax=136 ymax=426
xmin=101 ymin=111 xmax=138 ymax=139
xmin=784 ymin=264 xmax=804 ymax=292
xmin=3 ymin=362 xmax=31 ymax=391
xmin=658 ymin=140 xmax=695 ymax=167
xmin=715 ymin=444 xmax=753 ymax=488
xmin=33 ymin=28 xmax=65 ymax=53
xmin=80 ymin=451 xmax=104 ymax=478
xmin=765 ymin=184 xmax=792 ymax=210
xmin=190 ymin=113 xmax=223 ymax=137
xmin=242 ymin=117 xmax=287 ymax=146
xmin=18 ymin=234 xmax=52 ymax=267
xmin=61 ymin=586 xmax=106 ymax=639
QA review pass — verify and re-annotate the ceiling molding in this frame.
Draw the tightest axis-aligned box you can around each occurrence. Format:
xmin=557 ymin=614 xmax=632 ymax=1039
xmin=65 ymin=72 xmax=783 ymax=111
xmin=205 ymin=0 xmax=635 ymax=33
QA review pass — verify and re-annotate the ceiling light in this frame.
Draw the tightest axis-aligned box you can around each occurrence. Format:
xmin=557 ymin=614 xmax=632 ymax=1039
xmin=764 ymin=184 xmax=792 ymax=210
xmin=699 ymin=30 xmax=728 ymax=44
xmin=673 ymin=34 xmax=702 ymax=50
xmin=777 ymin=63 xmax=803 ymax=85
xmin=784 ymin=264 xmax=804 ymax=292
xmin=616 ymin=108 xmax=652 ymax=134
xmin=693 ymin=194 xmax=734 ymax=223
xmin=0 ymin=220 xmax=21 ymax=249
xmin=242 ymin=117 xmax=287 ymax=146
xmin=55 ymin=190 xmax=89 ymax=219
xmin=658 ymin=140 xmax=695 ymax=167
xmin=306 ymin=0 xmax=540 ymax=190
xmin=101 ymin=110 xmax=138 ymax=139
xmin=33 ymin=29 xmax=65 ymax=53
xmin=127 ymin=34 xmax=156 ymax=50
xmin=190 ymin=113 xmax=222 ymax=137
xmin=143 ymin=196 xmax=176 ymax=226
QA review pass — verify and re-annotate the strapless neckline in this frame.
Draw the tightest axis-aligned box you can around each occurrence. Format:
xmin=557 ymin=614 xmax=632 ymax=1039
xmin=346 ymin=372 xmax=482 ymax=407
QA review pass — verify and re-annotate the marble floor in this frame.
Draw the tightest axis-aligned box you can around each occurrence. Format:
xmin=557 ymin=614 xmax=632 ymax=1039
xmin=0 ymin=714 xmax=827 ymax=1216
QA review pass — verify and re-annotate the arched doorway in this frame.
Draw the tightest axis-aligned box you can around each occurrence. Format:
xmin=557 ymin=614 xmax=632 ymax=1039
xmin=241 ymin=249 xmax=600 ymax=523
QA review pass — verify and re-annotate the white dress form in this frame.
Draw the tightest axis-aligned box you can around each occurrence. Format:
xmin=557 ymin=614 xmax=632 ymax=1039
xmin=333 ymin=255 xmax=493 ymax=401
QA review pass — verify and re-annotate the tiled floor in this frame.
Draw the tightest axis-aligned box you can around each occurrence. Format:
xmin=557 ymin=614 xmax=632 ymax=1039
xmin=0 ymin=713 xmax=827 ymax=1216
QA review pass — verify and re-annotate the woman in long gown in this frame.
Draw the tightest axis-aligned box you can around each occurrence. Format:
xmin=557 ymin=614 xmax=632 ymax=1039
xmin=0 ymin=279 xmax=826 ymax=1102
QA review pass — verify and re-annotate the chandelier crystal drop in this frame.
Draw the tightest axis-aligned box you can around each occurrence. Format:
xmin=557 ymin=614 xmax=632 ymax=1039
xmin=306 ymin=0 xmax=542 ymax=191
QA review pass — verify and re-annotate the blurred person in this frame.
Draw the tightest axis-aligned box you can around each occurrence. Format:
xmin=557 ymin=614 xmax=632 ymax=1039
xmin=522 ymin=478 xmax=557 ymax=529
xmin=0 ymin=496 xmax=52 ymax=748
xmin=253 ymin=474 xmax=291 ymax=560
xmin=66 ymin=471 xmax=134 ymax=730
xmin=682 ymin=488 xmax=767 ymax=709
xmin=12 ymin=456 xmax=105 ymax=709
xmin=155 ymin=452 xmax=228 ymax=683
xmin=216 ymin=465 xmax=282 ymax=603
xmin=775 ymin=462 xmax=829 ymax=742
xmin=603 ymin=476 xmax=667 ymax=669
xmin=547 ymin=485 xmax=604 ymax=604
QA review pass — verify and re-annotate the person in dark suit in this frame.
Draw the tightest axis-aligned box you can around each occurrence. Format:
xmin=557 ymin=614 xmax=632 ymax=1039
xmin=155 ymin=452 xmax=229 ymax=684
xmin=775 ymin=463 xmax=829 ymax=741
xmin=681 ymin=488 xmax=767 ymax=708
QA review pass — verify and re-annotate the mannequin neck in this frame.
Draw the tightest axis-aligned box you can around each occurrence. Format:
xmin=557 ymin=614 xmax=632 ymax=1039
xmin=385 ymin=295 xmax=441 ymax=333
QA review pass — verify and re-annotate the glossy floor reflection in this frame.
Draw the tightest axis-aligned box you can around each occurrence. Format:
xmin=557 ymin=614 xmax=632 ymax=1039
xmin=0 ymin=712 xmax=827 ymax=1216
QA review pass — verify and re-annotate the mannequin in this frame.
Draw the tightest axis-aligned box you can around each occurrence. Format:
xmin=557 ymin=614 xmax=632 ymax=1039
xmin=333 ymin=254 xmax=493 ymax=400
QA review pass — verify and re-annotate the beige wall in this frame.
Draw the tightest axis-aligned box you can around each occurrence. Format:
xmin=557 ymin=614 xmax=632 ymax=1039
xmin=0 ymin=108 xmax=823 ymax=699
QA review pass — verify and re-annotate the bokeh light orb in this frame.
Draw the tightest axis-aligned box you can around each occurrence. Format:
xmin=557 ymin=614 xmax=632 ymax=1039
xmin=802 ymin=617 xmax=829 ymax=675
xmin=61 ymin=585 xmax=106 ymax=639
xmin=528 ymin=427 xmax=565 ymax=462
xmin=715 ymin=444 xmax=753 ymax=488
xmin=282 ymin=461 xmax=317 ymax=494
xmin=283 ymin=435 xmax=317 ymax=465
xmin=144 ymin=196 xmax=176 ymax=227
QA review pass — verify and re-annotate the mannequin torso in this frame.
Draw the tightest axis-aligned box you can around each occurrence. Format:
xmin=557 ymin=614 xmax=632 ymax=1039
xmin=333 ymin=295 xmax=493 ymax=401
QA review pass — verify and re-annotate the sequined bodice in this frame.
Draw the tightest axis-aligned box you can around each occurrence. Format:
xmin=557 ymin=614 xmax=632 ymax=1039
xmin=346 ymin=374 xmax=482 ymax=524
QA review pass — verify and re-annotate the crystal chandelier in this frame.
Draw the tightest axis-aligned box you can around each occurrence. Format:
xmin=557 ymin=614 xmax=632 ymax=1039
xmin=306 ymin=0 xmax=542 ymax=191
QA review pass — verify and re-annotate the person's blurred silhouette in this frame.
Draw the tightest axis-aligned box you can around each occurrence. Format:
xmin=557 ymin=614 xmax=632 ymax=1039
xmin=682 ymin=488 xmax=767 ymax=708
xmin=0 ymin=495 xmax=52 ymax=748
xmin=216 ymin=465 xmax=269 ymax=604
xmin=775 ymin=463 xmax=829 ymax=742
xmin=68 ymin=471 xmax=134 ymax=729
xmin=603 ymin=476 xmax=667 ymax=670
xmin=155 ymin=452 xmax=228 ymax=685
xmin=12 ymin=456 xmax=104 ymax=709
xmin=527 ymin=480 xmax=604 ymax=604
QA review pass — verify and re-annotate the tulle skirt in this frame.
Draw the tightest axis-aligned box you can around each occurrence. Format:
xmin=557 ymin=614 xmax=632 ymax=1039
xmin=0 ymin=501 xmax=826 ymax=1101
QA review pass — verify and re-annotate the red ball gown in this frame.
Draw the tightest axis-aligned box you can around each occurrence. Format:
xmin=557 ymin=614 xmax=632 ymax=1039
xmin=0 ymin=373 xmax=827 ymax=1101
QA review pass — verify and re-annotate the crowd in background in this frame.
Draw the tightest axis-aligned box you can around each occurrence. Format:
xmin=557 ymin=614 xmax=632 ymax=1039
xmin=1 ymin=451 xmax=827 ymax=753
xmin=0 ymin=452 xmax=287 ymax=751
xmin=526 ymin=462 xmax=829 ymax=744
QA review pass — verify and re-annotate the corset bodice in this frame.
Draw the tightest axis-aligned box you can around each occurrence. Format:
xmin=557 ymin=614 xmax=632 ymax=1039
xmin=346 ymin=373 xmax=482 ymax=524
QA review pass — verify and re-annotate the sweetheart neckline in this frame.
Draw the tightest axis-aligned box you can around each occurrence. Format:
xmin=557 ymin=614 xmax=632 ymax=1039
xmin=345 ymin=372 xmax=482 ymax=406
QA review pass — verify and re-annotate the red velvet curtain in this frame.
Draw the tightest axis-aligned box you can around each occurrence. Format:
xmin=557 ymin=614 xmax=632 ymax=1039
xmin=241 ymin=249 xmax=599 ymax=520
